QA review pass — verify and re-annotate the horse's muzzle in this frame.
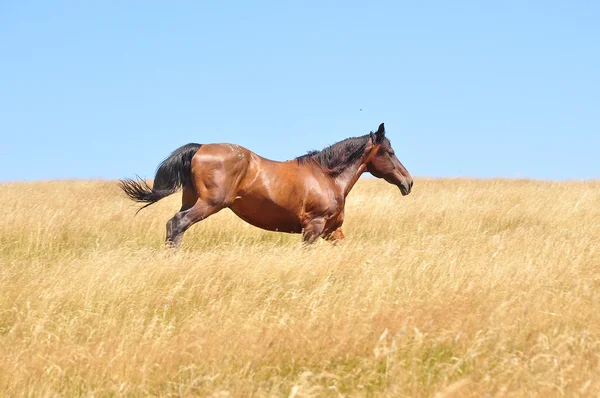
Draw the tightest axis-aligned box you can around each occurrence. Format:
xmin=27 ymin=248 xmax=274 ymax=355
xmin=399 ymin=180 xmax=413 ymax=196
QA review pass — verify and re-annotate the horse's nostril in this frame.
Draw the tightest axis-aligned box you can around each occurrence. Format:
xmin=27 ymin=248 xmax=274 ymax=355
xmin=410 ymin=180 xmax=414 ymax=189
xmin=400 ymin=181 xmax=411 ymax=196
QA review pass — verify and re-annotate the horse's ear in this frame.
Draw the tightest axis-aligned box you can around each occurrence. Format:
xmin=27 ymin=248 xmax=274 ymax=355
xmin=375 ymin=123 xmax=385 ymax=143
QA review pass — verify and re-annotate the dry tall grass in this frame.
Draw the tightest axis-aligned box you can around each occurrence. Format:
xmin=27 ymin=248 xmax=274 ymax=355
xmin=0 ymin=178 xmax=599 ymax=397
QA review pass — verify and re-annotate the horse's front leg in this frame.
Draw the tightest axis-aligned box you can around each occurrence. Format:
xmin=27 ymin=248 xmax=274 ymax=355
xmin=302 ymin=218 xmax=326 ymax=244
xmin=324 ymin=227 xmax=345 ymax=244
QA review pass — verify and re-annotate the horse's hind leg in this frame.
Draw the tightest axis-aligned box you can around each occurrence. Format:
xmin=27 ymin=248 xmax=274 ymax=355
xmin=166 ymin=198 xmax=224 ymax=248
xmin=180 ymin=186 xmax=198 ymax=212
xmin=165 ymin=186 xmax=197 ymax=246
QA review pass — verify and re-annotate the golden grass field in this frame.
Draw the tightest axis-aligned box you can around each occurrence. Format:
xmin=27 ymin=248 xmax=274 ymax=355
xmin=1 ymin=178 xmax=599 ymax=397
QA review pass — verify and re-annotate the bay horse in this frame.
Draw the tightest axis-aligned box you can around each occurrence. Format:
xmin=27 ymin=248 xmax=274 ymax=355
xmin=119 ymin=123 xmax=413 ymax=247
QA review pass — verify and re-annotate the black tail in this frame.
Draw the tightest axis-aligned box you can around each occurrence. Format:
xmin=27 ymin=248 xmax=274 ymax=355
xmin=119 ymin=143 xmax=202 ymax=213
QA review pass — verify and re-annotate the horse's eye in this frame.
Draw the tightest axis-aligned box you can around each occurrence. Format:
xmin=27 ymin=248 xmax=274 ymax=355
xmin=389 ymin=150 xmax=395 ymax=156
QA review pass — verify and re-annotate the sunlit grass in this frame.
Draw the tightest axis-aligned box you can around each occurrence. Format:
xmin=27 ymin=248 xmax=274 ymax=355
xmin=1 ymin=178 xmax=599 ymax=396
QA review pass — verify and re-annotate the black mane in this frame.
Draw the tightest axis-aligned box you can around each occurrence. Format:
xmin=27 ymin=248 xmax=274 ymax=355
xmin=296 ymin=134 xmax=371 ymax=176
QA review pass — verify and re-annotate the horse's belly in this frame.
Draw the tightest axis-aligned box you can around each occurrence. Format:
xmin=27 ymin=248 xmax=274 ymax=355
xmin=229 ymin=198 xmax=303 ymax=234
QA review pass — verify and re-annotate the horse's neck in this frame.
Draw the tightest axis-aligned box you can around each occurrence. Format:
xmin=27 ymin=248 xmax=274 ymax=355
xmin=335 ymin=160 xmax=367 ymax=198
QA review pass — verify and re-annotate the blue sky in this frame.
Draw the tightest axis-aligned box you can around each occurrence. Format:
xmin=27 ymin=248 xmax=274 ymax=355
xmin=1 ymin=1 xmax=598 ymax=182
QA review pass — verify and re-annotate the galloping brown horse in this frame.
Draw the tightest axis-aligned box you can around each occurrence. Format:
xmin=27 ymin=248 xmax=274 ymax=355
xmin=120 ymin=123 xmax=413 ymax=246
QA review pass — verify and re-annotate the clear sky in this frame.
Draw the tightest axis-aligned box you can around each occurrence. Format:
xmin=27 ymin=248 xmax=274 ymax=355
xmin=1 ymin=1 xmax=598 ymax=182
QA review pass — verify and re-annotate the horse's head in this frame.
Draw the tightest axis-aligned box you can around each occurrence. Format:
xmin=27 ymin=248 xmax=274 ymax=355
xmin=366 ymin=123 xmax=413 ymax=196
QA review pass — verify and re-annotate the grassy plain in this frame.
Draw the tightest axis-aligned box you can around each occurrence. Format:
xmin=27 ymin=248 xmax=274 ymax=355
xmin=0 ymin=178 xmax=599 ymax=397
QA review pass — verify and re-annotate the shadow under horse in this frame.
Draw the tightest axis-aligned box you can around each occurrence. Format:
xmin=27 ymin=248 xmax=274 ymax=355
xmin=119 ymin=123 xmax=413 ymax=247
